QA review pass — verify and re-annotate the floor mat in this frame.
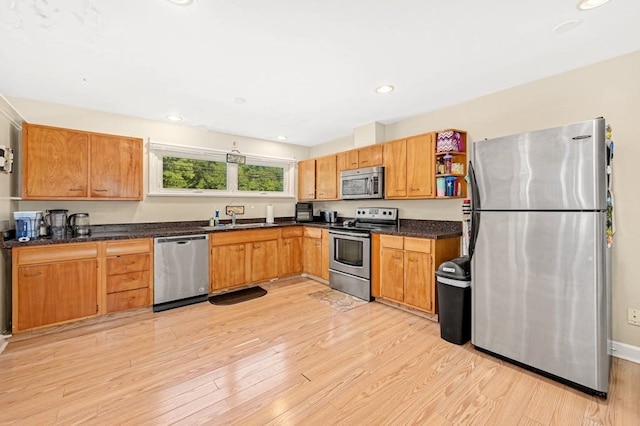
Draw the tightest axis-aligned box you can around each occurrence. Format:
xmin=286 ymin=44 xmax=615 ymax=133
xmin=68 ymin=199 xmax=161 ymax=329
xmin=209 ymin=286 xmax=267 ymax=305
xmin=307 ymin=288 xmax=368 ymax=312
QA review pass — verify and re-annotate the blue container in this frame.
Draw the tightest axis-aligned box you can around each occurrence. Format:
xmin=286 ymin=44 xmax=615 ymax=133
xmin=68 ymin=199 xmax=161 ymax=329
xmin=445 ymin=177 xmax=457 ymax=196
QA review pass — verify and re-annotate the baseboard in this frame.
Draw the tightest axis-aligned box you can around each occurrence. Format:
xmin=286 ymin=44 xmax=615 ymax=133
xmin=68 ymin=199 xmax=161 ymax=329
xmin=610 ymin=340 xmax=640 ymax=364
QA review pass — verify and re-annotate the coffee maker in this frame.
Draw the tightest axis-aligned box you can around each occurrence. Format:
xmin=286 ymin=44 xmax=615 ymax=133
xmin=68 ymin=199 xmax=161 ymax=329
xmin=68 ymin=213 xmax=91 ymax=237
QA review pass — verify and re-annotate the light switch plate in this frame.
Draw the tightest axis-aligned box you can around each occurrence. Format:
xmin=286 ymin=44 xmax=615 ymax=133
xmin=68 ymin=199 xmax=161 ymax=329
xmin=226 ymin=206 xmax=244 ymax=215
xmin=628 ymin=308 xmax=640 ymax=326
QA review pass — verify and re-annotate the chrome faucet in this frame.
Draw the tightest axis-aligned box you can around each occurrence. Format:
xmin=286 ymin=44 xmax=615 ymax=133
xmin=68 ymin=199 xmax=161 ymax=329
xmin=230 ymin=211 xmax=236 ymax=226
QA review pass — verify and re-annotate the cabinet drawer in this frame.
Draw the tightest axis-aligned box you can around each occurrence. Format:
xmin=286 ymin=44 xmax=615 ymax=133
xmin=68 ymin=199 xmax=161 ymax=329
xmin=303 ymin=227 xmax=323 ymax=239
xmin=107 ymin=288 xmax=150 ymax=312
xmin=380 ymin=235 xmax=404 ymax=249
xmin=15 ymin=242 xmax=99 ymax=266
xmin=404 ymin=237 xmax=431 ymax=253
xmin=107 ymin=270 xmax=150 ymax=293
xmin=281 ymin=226 xmax=303 ymax=238
xmin=105 ymin=238 xmax=151 ymax=256
xmin=107 ymin=254 xmax=150 ymax=275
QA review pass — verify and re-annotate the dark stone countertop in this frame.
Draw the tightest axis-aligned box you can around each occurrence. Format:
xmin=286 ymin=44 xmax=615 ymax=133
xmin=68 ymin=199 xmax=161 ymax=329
xmin=1 ymin=218 xmax=461 ymax=249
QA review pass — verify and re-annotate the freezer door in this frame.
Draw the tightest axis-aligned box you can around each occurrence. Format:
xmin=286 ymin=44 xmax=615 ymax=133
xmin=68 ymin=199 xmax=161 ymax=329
xmin=472 ymin=118 xmax=606 ymax=211
xmin=471 ymin=211 xmax=609 ymax=393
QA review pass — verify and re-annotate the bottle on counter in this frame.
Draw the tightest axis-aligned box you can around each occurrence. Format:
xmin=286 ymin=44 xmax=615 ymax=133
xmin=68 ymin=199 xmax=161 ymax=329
xmin=39 ymin=218 xmax=48 ymax=237
xmin=214 ymin=210 xmax=220 ymax=226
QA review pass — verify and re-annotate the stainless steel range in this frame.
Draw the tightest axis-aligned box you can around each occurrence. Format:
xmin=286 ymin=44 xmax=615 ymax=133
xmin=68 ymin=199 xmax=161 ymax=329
xmin=329 ymin=207 xmax=399 ymax=301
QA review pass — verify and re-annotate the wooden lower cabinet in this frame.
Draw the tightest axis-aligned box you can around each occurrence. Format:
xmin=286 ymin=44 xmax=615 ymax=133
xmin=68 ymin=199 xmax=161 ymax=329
xmin=12 ymin=239 xmax=154 ymax=333
xmin=12 ymin=242 xmax=100 ymax=333
xmin=211 ymin=243 xmax=247 ymax=291
xmin=105 ymin=239 xmax=153 ymax=313
xmin=375 ymin=234 xmax=460 ymax=315
xmin=279 ymin=227 xmax=303 ymax=276
xmin=210 ymin=229 xmax=279 ymax=292
xmin=302 ymin=227 xmax=329 ymax=279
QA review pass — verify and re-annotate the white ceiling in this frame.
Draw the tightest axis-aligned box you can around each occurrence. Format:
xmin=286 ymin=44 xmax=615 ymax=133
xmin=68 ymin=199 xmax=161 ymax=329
xmin=1 ymin=0 xmax=639 ymax=147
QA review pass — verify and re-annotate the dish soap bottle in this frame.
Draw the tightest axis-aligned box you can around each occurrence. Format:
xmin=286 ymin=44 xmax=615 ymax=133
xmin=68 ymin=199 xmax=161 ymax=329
xmin=214 ymin=210 xmax=220 ymax=226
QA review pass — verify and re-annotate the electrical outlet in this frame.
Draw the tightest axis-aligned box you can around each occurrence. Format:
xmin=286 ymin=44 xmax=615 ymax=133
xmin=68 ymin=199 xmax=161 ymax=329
xmin=226 ymin=205 xmax=244 ymax=215
xmin=628 ymin=308 xmax=640 ymax=326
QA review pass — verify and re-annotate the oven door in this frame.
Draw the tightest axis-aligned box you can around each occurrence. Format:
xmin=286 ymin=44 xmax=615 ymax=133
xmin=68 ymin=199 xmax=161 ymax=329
xmin=329 ymin=229 xmax=371 ymax=279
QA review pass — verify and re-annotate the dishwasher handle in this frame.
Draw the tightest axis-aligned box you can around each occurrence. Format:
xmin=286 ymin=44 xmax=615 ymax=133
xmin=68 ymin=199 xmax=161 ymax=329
xmin=155 ymin=234 xmax=208 ymax=244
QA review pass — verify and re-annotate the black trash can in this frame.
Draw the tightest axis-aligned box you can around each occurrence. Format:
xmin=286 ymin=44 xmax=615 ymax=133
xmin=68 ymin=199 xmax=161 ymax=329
xmin=435 ymin=256 xmax=471 ymax=345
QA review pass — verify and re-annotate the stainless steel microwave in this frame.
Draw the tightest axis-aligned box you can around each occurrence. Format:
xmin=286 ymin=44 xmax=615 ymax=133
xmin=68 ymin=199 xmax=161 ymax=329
xmin=340 ymin=166 xmax=384 ymax=199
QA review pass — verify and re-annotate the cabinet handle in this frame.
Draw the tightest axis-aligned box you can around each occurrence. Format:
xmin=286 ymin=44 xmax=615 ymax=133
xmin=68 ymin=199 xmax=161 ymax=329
xmin=393 ymin=255 xmax=402 ymax=260
xmin=408 ymin=258 xmax=418 ymax=262
xmin=124 ymin=261 xmax=136 ymax=265
xmin=315 ymin=241 xmax=321 ymax=247
xmin=23 ymin=271 xmax=42 ymax=277
xmin=410 ymin=187 xmax=420 ymax=192
xmin=93 ymin=189 xmax=108 ymax=192
xmin=361 ymin=160 xmax=368 ymax=164
xmin=236 ymin=247 xmax=244 ymax=252
xmin=253 ymin=244 xmax=261 ymax=249
xmin=69 ymin=188 xmax=84 ymax=192
xmin=350 ymin=162 xmax=357 ymax=166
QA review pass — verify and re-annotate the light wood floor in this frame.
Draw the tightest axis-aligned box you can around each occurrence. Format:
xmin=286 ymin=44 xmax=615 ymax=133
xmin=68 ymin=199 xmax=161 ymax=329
xmin=1 ymin=278 xmax=639 ymax=425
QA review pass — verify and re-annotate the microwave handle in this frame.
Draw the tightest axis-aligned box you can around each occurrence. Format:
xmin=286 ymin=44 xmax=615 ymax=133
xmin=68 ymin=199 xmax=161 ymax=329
xmin=367 ymin=177 xmax=373 ymax=195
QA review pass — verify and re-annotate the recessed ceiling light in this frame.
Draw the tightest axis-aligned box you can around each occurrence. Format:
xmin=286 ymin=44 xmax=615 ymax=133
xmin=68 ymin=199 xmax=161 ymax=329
xmin=375 ymin=85 xmax=395 ymax=94
xmin=553 ymin=19 xmax=582 ymax=34
xmin=167 ymin=0 xmax=194 ymax=5
xmin=234 ymin=97 xmax=247 ymax=104
xmin=276 ymin=135 xmax=287 ymax=141
xmin=166 ymin=114 xmax=183 ymax=122
xmin=577 ymin=0 xmax=611 ymax=10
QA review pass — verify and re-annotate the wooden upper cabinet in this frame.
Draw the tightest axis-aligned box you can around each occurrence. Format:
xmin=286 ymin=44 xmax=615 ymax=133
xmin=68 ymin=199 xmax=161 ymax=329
xmin=337 ymin=150 xmax=359 ymax=171
xmin=315 ymin=155 xmax=337 ymax=200
xmin=358 ymin=145 xmax=383 ymax=167
xmin=22 ymin=123 xmax=142 ymax=200
xmin=23 ymin=124 xmax=89 ymax=198
xmin=406 ymin=133 xmax=434 ymax=198
xmin=90 ymin=134 xmax=142 ymax=199
xmin=383 ymin=139 xmax=407 ymax=198
xmin=297 ymin=159 xmax=316 ymax=200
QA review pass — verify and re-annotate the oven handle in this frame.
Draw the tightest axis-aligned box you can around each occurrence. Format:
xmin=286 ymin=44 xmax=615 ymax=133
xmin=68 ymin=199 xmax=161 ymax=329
xmin=329 ymin=229 xmax=371 ymax=239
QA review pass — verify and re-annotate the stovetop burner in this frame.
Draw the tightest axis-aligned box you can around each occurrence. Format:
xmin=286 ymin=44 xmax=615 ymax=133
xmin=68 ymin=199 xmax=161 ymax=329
xmin=330 ymin=207 xmax=399 ymax=233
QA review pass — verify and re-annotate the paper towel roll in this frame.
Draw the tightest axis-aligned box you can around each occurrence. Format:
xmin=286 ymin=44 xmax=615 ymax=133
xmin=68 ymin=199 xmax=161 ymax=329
xmin=266 ymin=204 xmax=274 ymax=224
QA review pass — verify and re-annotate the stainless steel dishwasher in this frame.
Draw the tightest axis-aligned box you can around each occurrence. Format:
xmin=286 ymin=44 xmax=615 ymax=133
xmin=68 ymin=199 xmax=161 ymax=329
xmin=153 ymin=234 xmax=209 ymax=312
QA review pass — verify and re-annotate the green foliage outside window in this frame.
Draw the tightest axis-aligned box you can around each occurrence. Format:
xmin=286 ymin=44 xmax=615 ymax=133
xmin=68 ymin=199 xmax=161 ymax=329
xmin=238 ymin=164 xmax=284 ymax=191
xmin=162 ymin=156 xmax=227 ymax=190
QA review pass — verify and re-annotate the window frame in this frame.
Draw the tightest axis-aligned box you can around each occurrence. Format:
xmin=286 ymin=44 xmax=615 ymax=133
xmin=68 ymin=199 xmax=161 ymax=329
xmin=148 ymin=140 xmax=296 ymax=198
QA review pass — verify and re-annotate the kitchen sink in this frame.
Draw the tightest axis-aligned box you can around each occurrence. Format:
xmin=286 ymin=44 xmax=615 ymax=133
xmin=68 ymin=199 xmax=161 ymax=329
xmin=201 ymin=223 xmax=277 ymax=230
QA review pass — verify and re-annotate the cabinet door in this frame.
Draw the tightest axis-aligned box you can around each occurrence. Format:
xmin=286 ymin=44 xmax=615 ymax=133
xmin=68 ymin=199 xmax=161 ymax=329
xmin=16 ymin=259 xmax=98 ymax=331
xmin=380 ymin=247 xmax=404 ymax=302
xmin=303 ymin=237 xmax=322 ymax=277
xmin=250 ymin=239 xmax=279 ymax=283
xmin=321 ymin=229 xmax=330 ymax=280
xmin=279 ymin=236 xmax=303 ymax=276
xmin=383 ymin=139 xmax=407 ymax=198
xmin=90 ymin=134 xmax=143 ymax=199
xmin=298 ymin=159 xmax=316 ymax=200
xmin=404 ymin=251 xmax=433 ymax=312
xmin=211 ymin=244 xmax=247 ymax=291
xmin=315 ymin=155 xmax=337 ymax=200
xmin=337 ymin=150 xmax=359 ymax=171
xmin=23 ymin=124 xmax=89 ymax=198
xmin=358 ymin=145 xmax=383 ymax=167
xmin=406 ymin=133 xmax=434 ymax=198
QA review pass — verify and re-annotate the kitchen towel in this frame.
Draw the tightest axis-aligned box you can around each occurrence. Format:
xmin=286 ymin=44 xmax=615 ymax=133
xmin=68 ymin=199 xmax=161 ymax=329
xmin=266 ymin=204 xmax=274 ymax=224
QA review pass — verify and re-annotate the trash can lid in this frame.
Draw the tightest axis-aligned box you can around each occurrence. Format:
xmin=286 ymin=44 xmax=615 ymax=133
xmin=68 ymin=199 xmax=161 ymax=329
xmin=436 ymin=256 xmax=471 ymax=280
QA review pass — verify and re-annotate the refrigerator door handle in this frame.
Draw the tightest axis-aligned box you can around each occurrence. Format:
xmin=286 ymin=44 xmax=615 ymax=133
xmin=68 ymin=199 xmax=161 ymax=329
xmin=468 ymin=160 xmax=480 ymax=259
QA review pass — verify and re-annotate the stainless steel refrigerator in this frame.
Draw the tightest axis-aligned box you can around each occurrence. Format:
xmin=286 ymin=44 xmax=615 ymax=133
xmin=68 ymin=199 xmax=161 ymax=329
xmin=469 ymin=117 xmax=611 ymax=397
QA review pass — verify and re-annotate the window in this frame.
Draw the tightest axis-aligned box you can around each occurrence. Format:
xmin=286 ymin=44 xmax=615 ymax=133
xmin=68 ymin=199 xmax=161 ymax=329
xmin=148 ymin=141 xmax=295 ymax=197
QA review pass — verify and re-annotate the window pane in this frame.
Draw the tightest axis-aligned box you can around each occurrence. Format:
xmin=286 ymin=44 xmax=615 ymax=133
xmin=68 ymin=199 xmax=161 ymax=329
xmin=162 ymin=156 xmax=227 ymax=190
xmin=238 ymin=164 xmax=284 ymax=191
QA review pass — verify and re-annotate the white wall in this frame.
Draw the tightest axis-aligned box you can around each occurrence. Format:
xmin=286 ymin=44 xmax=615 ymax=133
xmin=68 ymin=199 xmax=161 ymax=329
xmin=313 ymin=50 xmax=640 ymax=348
xmin=7 ymin=98 xmax=311 ymax=224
